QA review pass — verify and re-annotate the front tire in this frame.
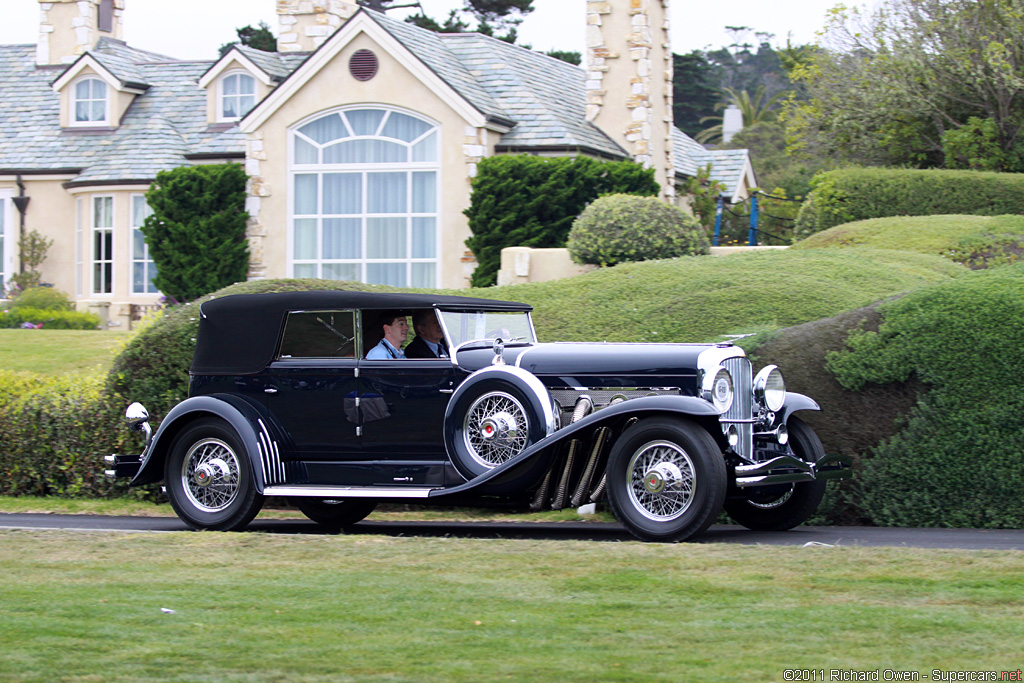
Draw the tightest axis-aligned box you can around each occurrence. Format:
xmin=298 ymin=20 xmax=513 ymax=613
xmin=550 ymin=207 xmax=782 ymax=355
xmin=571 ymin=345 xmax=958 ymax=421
xmin=292 ymin=498 xmax=377 ymax=530
xmin=165 ymin=418 xmax=263 ymax=531
xmin=606 ymin=417 xmax=727 ymax=542
xmin=724 ymin=416 xmax=828 ymax=531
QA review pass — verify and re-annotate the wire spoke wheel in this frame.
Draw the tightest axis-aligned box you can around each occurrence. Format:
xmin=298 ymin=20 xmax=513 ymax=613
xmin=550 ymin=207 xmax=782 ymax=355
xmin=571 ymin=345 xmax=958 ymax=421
xmin=626 ymin=440 xmax=696 ymax=521
xmin=463 ymin=391 xmax=530 ymax=467
xmin=180 ymin=438 xmax=241 ymax=513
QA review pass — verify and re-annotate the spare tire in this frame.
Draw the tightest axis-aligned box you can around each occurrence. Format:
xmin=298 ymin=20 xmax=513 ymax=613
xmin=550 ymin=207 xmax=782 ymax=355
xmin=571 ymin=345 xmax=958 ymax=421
xmin=443 ymin=365 xmax=557 ymax=480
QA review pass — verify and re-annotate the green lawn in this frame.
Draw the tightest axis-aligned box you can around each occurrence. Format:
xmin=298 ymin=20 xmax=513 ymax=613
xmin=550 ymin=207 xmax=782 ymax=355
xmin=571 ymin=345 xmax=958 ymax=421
xmin=0 ymin=530 xmax=1021 ymax=682
xmin=0 ymin=328 xmax=128 ymax=374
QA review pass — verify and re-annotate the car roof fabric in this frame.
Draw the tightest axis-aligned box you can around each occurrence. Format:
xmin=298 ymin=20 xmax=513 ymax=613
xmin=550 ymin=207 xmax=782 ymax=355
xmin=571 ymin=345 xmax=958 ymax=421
xmin=191 ymin=290 xmax=531 ymax=375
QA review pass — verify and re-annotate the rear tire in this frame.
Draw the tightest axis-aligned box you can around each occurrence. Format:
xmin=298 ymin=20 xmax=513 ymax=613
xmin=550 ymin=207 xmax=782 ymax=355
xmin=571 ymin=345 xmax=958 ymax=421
xmin=165 ymin=418 xmax=263 ymax=531
xmin=292 ymin=498 xmax=377 ymax=530
xmin=606 ymin=417 xmax=726 ymax=542
xmin=724 ymin=416 xmax=828 ymax=531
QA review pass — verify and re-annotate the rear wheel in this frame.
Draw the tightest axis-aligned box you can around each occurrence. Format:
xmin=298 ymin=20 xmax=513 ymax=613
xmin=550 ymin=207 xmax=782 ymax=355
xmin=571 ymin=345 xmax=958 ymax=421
xmin=724 ymin=416 xmax=828 ymax=531
xmin=165 ymin=418 xmax=263 ymax=531
xmin=606 ymin=417 xmax=726 ymax=542
xmin=292 ymin=498 xmax=377 ymax=530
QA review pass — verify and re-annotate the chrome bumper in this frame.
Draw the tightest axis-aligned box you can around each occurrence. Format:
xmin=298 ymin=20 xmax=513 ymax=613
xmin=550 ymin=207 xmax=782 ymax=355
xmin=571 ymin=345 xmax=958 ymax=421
xmin=734 ymin=453 xmax=851 ymax=488
xmin=104 ymin=454 xmax=142 ymax=479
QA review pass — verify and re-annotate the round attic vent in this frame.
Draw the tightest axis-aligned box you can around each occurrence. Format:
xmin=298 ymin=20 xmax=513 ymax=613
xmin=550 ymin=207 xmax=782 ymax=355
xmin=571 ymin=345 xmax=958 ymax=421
xmin=349 ymin=49 xmax=379 ymax=81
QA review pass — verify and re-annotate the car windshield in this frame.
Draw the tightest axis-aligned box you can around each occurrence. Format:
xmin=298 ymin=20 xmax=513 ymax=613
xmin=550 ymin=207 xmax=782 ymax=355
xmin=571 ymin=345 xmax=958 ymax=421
xmin=438 ymin=310 xmax=536 ymax=348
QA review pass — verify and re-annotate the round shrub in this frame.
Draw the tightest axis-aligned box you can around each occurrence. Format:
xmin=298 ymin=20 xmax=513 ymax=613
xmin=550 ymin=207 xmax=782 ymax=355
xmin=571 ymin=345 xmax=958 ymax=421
xmin=9 ymin=286 xmax=73 ymax=311
xmin=567 ymin=194 xmax=710 ymax=267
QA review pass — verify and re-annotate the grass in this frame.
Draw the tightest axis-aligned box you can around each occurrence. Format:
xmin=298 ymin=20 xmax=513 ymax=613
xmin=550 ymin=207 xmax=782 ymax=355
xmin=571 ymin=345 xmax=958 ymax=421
xmin=0 ymin=496 xmax=619 ymax=524
xmin=0 ymin=530 xmax=1021 ymax=682
xmin=0 ymin=328 xmax=128 ymax=374
xmin=792 ymin=214 xmax=1024 ymax=267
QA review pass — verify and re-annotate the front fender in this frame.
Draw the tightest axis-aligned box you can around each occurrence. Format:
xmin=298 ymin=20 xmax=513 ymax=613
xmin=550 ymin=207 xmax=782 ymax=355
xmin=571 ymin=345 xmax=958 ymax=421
xmin=130 ymin=395 xmax=283 ymax=491
xmin=780 ymin=391 xmax=821 ymax=423
xmin=432 ymin=394 xmax=721 ymax=498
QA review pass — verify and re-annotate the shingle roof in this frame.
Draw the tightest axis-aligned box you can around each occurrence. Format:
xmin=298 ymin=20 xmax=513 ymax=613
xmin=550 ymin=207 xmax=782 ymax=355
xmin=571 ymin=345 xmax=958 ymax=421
xmin=0 ymin=12 xmax=750 ymax=192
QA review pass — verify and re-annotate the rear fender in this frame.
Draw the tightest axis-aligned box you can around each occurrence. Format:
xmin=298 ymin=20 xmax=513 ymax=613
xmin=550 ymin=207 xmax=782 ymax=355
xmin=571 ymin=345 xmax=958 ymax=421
xmin=130 ymin=395 xmax=284 ymax=491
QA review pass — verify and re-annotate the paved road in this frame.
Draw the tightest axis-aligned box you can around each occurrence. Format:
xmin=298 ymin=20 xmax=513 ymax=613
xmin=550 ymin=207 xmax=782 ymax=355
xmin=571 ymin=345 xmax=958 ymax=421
xmin=2 ymin=513 xmax=1023 ymax=549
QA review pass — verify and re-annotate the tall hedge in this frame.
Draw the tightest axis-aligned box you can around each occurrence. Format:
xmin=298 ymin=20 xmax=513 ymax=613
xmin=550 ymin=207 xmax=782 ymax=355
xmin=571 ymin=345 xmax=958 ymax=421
xmin=795 ymin=168 xmax=1024 ymax=239
xmin=141 ymin=163 xmax=250 ymax=302
xmin=464 ymin=155 xmax=658 ymax=287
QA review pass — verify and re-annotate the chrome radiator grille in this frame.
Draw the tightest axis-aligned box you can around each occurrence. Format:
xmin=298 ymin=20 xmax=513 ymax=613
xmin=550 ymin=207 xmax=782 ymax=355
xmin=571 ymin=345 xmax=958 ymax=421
xmin=722 ymin=356 xmax=754 ymax=460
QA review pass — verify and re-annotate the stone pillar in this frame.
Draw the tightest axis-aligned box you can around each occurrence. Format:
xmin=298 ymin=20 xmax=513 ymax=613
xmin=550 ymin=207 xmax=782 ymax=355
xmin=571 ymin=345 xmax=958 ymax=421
xmin=245 ymin=131 xmax=270 ymax=280
xmin=586 ymin=0 xmax=675 ymax=202
xmin=37 ymin=0 xmax=124 ymax=66
xmin=276 ymin=0 xmax=360 ymax=53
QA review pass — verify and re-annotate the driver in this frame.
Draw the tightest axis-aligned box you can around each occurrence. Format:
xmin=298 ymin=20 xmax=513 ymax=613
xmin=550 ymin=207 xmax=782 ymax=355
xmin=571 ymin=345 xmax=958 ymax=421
xmin=365 ymin=312 xmax=408 ymax=359
xmin=405 ymin=310 xmax=448 ymax=359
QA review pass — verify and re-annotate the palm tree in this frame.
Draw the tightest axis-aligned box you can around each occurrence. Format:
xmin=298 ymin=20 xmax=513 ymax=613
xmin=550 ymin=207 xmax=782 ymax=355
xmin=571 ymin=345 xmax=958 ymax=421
xmin=696 ymin=86 xmax=785 ymax=144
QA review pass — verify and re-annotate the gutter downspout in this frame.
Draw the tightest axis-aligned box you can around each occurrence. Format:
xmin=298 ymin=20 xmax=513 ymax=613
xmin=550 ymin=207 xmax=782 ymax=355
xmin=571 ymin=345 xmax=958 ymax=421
xmin=12 ymin=174 xmax=31 ymax=276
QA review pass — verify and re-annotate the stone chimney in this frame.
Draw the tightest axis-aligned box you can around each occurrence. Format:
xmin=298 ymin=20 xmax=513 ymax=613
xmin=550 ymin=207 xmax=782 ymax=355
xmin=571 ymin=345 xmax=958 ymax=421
xmin=586 ymin=0 xmax=675 ymax=202
xmin=276 ymin=0 xmax=360 ymax=53
xmin=37 ymin=0 xmax=124 ymax=66
xmin=722 ymin=104 xmax=743 ymax=143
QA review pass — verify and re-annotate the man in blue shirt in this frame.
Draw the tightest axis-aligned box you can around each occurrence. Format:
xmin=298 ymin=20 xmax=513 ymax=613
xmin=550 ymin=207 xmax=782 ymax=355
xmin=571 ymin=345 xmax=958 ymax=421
xmin=366 ymin=311 xmax=408 ymax=359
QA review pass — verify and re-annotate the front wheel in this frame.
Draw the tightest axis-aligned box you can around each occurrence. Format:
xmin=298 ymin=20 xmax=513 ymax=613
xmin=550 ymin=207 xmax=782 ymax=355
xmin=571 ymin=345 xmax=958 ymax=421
xmin=292 ymin=498 xmax=377 ymax=530
xmin=724 ymin=416 xmax=828 ymax=531
xmin=606 ymin=417 xmax=727 ymax=542
xmin=165 ymin=418 xmax=263 ymax=531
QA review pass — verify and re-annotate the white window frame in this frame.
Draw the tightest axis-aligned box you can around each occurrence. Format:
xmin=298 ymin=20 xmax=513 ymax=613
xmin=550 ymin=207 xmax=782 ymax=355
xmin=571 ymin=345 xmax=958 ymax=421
xmin=130 ymin=194 xmax=158 ymax=295
xmin=71 ymin=76 xmax=109 ymax=127
xmin=91 ymin=195 xmax=114 ymax=295
xmin=287 ymin=106 xmax=441 ymax=289
xmin=218 ymin=71 xmax=257 ymax=122
xmin=0 ymin=190 xmax=14 ymax=296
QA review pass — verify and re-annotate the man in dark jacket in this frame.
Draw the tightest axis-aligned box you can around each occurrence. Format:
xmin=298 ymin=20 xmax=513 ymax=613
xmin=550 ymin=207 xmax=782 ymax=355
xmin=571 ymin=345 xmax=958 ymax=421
xmin=405 ymin=309 xmax=448 ymax=359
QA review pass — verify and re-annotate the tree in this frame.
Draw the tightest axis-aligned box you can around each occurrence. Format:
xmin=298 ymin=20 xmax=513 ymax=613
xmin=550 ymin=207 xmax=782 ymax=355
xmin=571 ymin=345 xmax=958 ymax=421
xmin=696 ymin=86 xmax=785 ymax=144
xmin=362 ymin=0 xmax=534 ymax=43
xmin=784 ymin=0 xmax=1024 ymax=170
xmin=219 ymin=21 xmax=276 ymax=57
xmin=673 ymin=52 xmax=721 ymax=137
xmin=141 ymin=164 xmax=250 ymax=303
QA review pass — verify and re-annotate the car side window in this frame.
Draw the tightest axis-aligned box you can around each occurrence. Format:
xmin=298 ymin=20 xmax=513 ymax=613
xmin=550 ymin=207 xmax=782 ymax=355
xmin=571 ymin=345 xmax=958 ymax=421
xmin=277 ymin=310 xmax=356 ymax=359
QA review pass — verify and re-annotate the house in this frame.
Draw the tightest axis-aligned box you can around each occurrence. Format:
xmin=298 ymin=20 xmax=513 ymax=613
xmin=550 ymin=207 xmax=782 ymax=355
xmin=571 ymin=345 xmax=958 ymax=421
xmin=0 ymin=0 xmax=756 ymax=327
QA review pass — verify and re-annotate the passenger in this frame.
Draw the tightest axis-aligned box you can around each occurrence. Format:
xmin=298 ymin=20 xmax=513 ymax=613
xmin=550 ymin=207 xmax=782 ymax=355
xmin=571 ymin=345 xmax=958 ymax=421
xmin=405 ymin=309 xmax=448 ymax=359
xmin=365 ymin=312 xmax=408 ymax=359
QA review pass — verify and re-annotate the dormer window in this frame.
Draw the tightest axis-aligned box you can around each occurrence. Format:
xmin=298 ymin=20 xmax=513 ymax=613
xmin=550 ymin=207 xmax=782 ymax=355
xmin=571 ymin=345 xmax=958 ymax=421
xmin=73 ymin=77 xmax=108 ymax=125
xmin=220 ymin=72 xmax=256 ymax=121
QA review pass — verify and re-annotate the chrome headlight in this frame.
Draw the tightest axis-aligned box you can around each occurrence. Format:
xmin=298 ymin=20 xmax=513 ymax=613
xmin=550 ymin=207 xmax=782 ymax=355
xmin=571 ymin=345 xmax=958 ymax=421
xmin=753 ymin=365 xmax=786 ymax=412
xmin=702 ymin=366 xmax=734 ymax=413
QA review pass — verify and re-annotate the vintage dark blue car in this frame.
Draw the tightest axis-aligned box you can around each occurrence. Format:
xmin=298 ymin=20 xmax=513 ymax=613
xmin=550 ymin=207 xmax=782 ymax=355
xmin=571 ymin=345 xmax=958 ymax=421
xmin=106 ymin=290 xmax=849 ymax=542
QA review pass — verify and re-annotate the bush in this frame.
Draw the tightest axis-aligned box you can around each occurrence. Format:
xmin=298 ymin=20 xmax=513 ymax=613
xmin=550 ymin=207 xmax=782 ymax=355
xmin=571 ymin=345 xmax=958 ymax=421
xmin=567 ymin=194 xmax=709 ymax=266
xmin=794 ymin=167 xmax=1024 ymax=239
xmin=0 ymin=371 xmax=137 ymax=497
xmin=141 ymin=163 xmax=249 ymax=302
xmin=825 ymin=262 xmax=1024 ymax=528
xmin=464 ymin=155 xmax=658 ymax=287
xmin=9 ymin=286 xmax=73 ymax=311
xmin=0 ymin=307 xmax=100 ymax=330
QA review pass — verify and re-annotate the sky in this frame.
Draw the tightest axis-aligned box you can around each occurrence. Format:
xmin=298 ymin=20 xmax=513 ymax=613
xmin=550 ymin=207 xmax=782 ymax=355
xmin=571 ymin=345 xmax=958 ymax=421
xmin=0 ymin=0 xmax=850 ymax=61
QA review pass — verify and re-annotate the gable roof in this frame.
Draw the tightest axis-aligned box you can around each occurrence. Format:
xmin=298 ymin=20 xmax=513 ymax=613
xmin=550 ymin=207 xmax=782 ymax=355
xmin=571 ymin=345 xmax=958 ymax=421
xmin=0 ymin=8 xmax=752 ymax=195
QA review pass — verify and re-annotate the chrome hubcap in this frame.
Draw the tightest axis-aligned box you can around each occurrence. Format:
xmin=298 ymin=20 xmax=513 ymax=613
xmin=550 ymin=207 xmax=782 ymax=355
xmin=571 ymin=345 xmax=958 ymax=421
xmin=627 ymin=441 xmax=696 ymax=521
xmin=181 ymin=439 xmax=240 ymax=513
xmin=464 ymin=392 xmax=529 ymax=467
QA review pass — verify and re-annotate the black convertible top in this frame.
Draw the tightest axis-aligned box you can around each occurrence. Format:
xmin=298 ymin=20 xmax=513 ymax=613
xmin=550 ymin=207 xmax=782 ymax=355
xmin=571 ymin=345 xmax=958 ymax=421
xmin=191 ymin=290 xmax=532 ymax=375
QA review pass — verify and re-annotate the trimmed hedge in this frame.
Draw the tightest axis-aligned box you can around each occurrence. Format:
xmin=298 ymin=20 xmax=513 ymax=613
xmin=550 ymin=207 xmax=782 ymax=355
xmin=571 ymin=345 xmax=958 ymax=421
xmin=795 ymin=168 xmax=1024 ymax=239
xmin=0 ymin=371 xmax=137 ymax=497
xmin=0 ymin=307 xmax=101 ymax=330
xmin=464 ymin=155 xmax=658 ymax=287
xmin=567 ymin=194 xmax=709 ymax=266
xmin=825 ymin=262 xmax=1024 ymax=528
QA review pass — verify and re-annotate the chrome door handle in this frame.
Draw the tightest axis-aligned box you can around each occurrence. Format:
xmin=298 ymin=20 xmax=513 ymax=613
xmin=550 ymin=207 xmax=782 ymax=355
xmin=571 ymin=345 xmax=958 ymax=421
xmin=264 ymin=388 xmax=278 ymax=394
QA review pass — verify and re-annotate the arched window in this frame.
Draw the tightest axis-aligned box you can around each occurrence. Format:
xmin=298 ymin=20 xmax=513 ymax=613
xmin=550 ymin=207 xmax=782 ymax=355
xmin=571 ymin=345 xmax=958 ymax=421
xmin=289 ymin=107 xmax=440 ymax=288
xmin=220 ymin=72 xmax=256 ymax=121
xmin=73 ymin=77 xmax=108 ymax=125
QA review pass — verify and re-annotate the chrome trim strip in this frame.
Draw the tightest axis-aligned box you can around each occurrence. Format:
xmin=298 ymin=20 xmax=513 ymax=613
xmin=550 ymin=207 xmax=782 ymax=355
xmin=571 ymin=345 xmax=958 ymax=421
xmin=263 ymin=486 xmax=437 ymax=499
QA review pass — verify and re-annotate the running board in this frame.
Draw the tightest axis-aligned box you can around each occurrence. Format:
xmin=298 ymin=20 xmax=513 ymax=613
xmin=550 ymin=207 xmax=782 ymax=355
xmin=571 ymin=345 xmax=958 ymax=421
xmin=263 ymin=485 xmax=438 ymax=499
